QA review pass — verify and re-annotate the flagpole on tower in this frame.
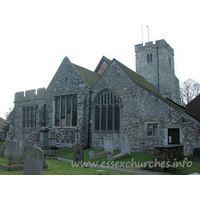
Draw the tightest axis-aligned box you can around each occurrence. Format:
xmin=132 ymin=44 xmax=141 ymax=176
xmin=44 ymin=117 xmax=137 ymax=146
xmin=142 ymin=25 xmax=144 ymax=45
xmin=146 ymin=25 xmax=150 ymax=42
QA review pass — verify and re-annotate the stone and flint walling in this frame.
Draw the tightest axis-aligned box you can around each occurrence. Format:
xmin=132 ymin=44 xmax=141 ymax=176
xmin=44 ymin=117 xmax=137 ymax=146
xmin=8 ymin=39 xmax=200 ymax=156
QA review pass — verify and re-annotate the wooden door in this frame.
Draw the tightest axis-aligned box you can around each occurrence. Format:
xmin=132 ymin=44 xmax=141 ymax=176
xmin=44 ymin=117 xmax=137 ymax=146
xmin=168 ymin=129 xmax=180 ymax=144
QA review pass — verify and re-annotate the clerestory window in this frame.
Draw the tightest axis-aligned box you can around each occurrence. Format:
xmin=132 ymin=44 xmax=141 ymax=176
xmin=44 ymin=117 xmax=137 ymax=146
xmin=93 ymin=89 xmax=121 ymax=131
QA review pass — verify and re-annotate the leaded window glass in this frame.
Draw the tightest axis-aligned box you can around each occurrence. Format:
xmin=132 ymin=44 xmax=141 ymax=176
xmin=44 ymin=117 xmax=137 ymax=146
xmin=72 ymin=96 xmax=77 ymax=126
xmin=55 ymin=97 xmax=60 ymax=126
xmin=54 ymin=95 xmax=77 ymax=127
xmin=94 ymin=89 xmax=121 ymax=131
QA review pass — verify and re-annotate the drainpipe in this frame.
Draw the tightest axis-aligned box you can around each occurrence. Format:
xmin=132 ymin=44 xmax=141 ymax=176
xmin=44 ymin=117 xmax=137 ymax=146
xmin=157 ymin=47 xmax=160 ymax=93
xmin=87 ymin=89 xmax=92 ymax=148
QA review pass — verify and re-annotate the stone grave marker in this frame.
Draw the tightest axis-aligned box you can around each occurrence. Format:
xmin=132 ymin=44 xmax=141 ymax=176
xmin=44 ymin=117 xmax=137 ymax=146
xmin=89 ymin=151 xmax=95 ymax=160
xmin=193 ymin=148 xmax=200 ymax=161
xmin=104 ymin=138 xmax=114 ymax=154
xmin=10 ymin=140 xmax=19 ymax=160
xmin=5 ymin=140 xmax=24 ymax=160
xmin=0 ymin=146 xmax=4 ymax=156
xmin=121 ymin=135 xmax=131 ymax=155
xmin=23 ymin=147 xmax=44 ymax=175
xmin=39 ymin=128 xmax=49 ymax=145
xmin=74 ymin=143 xmax=84 ymax=163
xmin=107 ymin=153 xmax=114 ymax=161
xmin=4 ymin=139 xmax=11 ymax=159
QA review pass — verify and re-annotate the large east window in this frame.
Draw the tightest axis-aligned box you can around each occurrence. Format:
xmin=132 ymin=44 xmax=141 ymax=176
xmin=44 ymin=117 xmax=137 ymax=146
xmin=93 ymin=89 xmax=120 ymax=131
xmin=55 ymin=95 xmax=77 ymax=127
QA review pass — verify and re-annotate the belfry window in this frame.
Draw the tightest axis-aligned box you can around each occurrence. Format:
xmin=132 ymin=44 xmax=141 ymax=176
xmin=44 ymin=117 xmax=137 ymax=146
xmin=147 ymin=54 xmax=153 ymax=63
xmin=93 ymin=90 xmax=121 ymax=131
xmin=169 ymin=57 xmax=171 ymax=66
xmin=54 ymin=95 xmax=77 ymax=127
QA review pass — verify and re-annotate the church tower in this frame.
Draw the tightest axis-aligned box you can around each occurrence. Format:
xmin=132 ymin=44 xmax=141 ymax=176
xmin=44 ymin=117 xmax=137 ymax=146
xmin=135 ymin=39 xmax=181 ymax=105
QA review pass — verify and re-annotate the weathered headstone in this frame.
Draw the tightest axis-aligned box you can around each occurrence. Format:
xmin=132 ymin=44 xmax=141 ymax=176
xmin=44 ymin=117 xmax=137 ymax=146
xmin=4 ymin=140 xmax=11 ymax=159
xmin=193 ymin=148 xmax=200 ymax=161
xmin=104 ymin=138 xmax=114 ymax=154
xmin=121 ymin=135 xmax=131 ymax=155
xmin=89 ymin=151 xmax=95 ymax=160
xmin=0 ymin=146 xmax=4 ymax=156
xmin=107 ymin=153 xmax=114 ymax=161
xmin=74 ymin=143 xmax=84 ymax=163
xmin=23 ymin=147 xmax=44 ymax=175
xmin=5 ymin=140 xmax=24 ymax=160
xmin=39 ymin=128 xmax=49 ymax=145
xmin=10 ymin=140 xmax=19 ymax=160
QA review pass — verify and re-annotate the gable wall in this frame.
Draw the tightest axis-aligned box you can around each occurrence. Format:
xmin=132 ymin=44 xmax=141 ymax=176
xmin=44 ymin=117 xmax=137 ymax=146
xmin=91 ymin=62 xmax=200 ymax=155
xmin=96 ymin=61 xmax=109 ymax=75
xmin=8 ymin=57 xmax=91 ymax=147
xmin=45 ymin=57 xmax=91 ymax=147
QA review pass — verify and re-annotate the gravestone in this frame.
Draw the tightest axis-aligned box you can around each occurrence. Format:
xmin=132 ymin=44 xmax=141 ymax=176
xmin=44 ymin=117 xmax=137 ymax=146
xmin=193 ymin=148 xmax=200 ymax=161
xmin=23 ymin=147 xmax=44 ymax=175
xmin=39 ymin=128 xmax=49 ymax=145
xmin=107 ymin=153 xmax=114 ymax=161
xmin=74 ymin=143 xmax=84 ymax=163
xmin=104 ymin=138 xmax=114 ymax=154
xmin=89 ymin=151 xmax=95 ymax=160
xmin=121 ymin=135 xmax=131 ymax=155
xmin=5 ymin=140 xmax=24 ymax=160
xmin=0 ymin=146 xmax=3 ymax=156
xmin=10 ymin=140 xmax=19 ymax=160
xmin=4 ymin=140 xmax=11 ymax=159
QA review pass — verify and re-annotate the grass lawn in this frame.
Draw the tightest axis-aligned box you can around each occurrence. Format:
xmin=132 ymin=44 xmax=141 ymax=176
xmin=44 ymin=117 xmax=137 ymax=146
xmin=0 ymin=154 xmax=131 ymax=175
xmin=0 ymin=148 xmax=199 ymax=175
xmin=56 ymin=148 xmax=200 ymax=175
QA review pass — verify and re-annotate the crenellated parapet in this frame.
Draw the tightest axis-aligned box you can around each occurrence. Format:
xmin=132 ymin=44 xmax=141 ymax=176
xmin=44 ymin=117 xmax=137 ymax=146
xmin=15 ymin=87 xmax=46 ymax=102
xmin=135 ymin=39 xmax=174 ymax=55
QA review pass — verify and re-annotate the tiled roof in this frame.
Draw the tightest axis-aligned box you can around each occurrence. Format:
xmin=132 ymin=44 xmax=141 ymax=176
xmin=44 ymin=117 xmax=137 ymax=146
xmin=113 ymin=59 xmax=162 ymax=97
xmin=72 ymin=63 xmax=100 ymax=88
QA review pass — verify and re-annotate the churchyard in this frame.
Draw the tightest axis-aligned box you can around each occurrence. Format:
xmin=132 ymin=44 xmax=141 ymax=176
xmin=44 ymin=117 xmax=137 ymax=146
xmin=0 ymin=143 xmax=200 ymax=175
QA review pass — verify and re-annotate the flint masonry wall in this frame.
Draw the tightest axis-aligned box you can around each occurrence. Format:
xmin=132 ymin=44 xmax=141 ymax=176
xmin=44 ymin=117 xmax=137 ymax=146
xmin=45 ymin=57 xmax=90 ymax=148
xmin=135 ymin=39 xmax=181 ymax=105
xmin=91 ymin=61 xmax=200 ymax=155
xmin=8 ymin=88 xmax=46 ymax=145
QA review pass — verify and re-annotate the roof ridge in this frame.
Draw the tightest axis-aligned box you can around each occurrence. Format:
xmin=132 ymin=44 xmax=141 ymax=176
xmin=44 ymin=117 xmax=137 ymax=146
xmin=94 ymin=56 xmax=112 ymax=73
xmin=71 ymin=63 xmax=100 ymax=88
xmin=113 ymin=58 xmax=161 ymax=96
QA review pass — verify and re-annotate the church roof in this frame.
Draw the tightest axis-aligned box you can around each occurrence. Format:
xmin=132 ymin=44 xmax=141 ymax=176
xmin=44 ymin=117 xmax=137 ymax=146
xmin=113 ymin=59 xmax=162 ymax=97
xmin=185 ymin=94 xmax=200 ymax=121
xmin=72 ymin=63 xmax=100 ymax=88
xmin=94 ymin=56 xmax=112 ymax=73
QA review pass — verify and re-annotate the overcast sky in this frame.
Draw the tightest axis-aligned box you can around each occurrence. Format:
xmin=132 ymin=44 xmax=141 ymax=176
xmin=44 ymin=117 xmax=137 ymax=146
xmin=1 ymin=0 xmax=200 ymax=118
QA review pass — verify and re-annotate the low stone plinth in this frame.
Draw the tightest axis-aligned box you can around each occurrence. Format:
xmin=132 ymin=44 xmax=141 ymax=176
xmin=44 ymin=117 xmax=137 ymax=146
xmin=154 ymin=145 xmax=184 ymax=160
xmin=0 ymin=159 xmax=48 ymax=171
xmin=89 ymin=151 xmax=111 ymax=160
xmin=107 ymin=153 xmax=129 ymax=161
xmin=0 ymin=161 xmax=24 ymax=171
xmin=145 ymin=145 xmax=184 ymax=172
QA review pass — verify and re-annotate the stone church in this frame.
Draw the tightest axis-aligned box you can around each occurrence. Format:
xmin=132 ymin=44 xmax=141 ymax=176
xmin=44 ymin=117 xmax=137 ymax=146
xmin=8 ymin=39 xmax=200 ymax=155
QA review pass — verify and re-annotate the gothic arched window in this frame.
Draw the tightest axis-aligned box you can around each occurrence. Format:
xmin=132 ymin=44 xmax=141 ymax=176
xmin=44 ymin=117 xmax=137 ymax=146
xmin=93 ymin=89 xmax=121 ymax=131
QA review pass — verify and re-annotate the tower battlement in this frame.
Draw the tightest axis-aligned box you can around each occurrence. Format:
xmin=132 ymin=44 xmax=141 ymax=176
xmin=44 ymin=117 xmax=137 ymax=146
xmin=15 ymin=88 xmax=46 ymax=102
xmin=135 ymin=39 xmax=174 ymax=55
